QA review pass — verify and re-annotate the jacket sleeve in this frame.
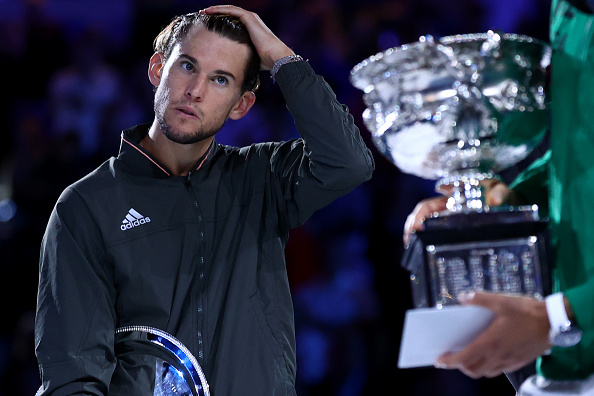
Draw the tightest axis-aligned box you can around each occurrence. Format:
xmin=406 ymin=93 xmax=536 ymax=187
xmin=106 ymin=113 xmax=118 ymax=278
xmin=35 ymin=186 xmax=116 ymax=395
xmin=509 ymin=148 xmax=551 ymax=216
xmin=270 ymin=60 xmax=375 ymax=228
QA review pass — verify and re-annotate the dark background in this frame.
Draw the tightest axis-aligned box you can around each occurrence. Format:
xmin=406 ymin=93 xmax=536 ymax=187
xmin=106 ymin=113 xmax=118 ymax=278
xmin=0 ymin=0 xmax=549 ymax=394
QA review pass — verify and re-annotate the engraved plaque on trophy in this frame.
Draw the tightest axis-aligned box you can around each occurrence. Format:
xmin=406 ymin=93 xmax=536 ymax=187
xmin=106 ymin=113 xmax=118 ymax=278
xmin=350 ymin=32 xmax=552 ymax=309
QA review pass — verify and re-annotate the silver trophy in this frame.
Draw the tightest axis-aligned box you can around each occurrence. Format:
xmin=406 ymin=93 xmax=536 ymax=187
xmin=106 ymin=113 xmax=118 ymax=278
xmin=114 ymin=326 xmax=210 ymax=396
xmin=350 ymin=32 xmax=552 ymax=308
xmin=34 ymin=326 xmax=210 ymax=396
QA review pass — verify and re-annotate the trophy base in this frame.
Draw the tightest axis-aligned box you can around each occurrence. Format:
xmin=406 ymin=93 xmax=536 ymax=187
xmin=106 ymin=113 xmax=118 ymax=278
xmin=402 ymin=206 xmax=551 ymax=308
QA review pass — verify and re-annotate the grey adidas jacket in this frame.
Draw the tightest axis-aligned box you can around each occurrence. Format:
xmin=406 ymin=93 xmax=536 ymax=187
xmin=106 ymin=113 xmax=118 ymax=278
xmin=35 ymin=61 xmax=374 ymax=395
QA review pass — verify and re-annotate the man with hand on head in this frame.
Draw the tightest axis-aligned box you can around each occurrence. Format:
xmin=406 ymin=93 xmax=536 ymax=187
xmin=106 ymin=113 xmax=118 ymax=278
xmin=34 ymin=5 xmax=374 ymax=395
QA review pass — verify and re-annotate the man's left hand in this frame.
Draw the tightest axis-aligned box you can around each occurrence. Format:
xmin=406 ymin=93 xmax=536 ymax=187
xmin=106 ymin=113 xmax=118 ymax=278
xmin=436 ymin=292 xmax=551 ymax=378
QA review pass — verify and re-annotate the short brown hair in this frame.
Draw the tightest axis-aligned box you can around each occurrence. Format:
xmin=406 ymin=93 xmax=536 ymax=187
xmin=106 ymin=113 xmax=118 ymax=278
xmin=154 ymin=12 xmax=260 ymax=93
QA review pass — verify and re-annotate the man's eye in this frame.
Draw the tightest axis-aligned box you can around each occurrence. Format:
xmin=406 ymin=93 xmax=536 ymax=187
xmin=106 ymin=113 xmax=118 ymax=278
xmin=215 ymin=76 xmax=228 ymax=85
xmin=182 ymin=62 xmax=194 ymax=71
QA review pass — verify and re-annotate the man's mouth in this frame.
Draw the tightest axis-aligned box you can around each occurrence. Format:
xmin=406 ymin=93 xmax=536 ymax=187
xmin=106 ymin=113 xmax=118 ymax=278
xmin=176 ymin=106 xmax=198 ymax=118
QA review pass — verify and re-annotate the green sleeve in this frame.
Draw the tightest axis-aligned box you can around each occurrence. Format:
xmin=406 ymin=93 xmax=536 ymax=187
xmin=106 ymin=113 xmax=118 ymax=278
xmin=509 ymin=149 xmax=551 ymax=216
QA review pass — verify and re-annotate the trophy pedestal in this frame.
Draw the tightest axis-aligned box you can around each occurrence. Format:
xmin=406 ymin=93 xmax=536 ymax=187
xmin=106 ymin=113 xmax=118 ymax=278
xmin=402 ymin=206 xmax=551 ymax=308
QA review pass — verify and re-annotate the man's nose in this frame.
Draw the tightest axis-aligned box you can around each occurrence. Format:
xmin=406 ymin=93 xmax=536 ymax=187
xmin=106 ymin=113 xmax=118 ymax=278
xmin=186 ymin=77 xmax=206 ymax=101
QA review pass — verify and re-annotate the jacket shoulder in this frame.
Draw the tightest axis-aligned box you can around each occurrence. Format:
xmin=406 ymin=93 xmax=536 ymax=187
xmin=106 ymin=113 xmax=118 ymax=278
xmin=67 ymin=158 xmax=117 ymax=195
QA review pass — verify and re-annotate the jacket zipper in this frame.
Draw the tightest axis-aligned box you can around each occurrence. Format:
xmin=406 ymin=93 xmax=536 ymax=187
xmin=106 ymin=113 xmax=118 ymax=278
xmin=185 ymin=173 xmax=207 ymax=368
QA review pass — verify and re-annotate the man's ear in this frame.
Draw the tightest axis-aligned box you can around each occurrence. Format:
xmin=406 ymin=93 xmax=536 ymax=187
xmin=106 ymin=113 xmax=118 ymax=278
xmin=148 ymin=52 xmax=164 ymax=87
xmin=229 ymin=91 xmax=256 ymax=120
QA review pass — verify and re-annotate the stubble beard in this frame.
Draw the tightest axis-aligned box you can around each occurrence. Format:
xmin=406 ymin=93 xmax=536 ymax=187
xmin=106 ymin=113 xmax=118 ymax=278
xmin=154 ymin=93 xmax=227 ymax=145
xmin=156 ymin=113 xmax=221 ymax=145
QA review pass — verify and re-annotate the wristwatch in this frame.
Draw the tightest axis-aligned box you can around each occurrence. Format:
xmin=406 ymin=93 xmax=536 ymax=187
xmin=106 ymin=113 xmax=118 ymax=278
xmin=545 ymin=292 xmax=583 ymax=347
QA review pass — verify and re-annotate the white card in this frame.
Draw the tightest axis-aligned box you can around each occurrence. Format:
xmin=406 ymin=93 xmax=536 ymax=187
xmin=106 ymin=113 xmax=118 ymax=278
xmin=397 ymin=305 xmax=495 ymax=369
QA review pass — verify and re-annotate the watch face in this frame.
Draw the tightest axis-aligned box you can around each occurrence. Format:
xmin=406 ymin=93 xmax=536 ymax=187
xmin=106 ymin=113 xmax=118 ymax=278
xmin=552 ymin=327 xmax=583 ymax=348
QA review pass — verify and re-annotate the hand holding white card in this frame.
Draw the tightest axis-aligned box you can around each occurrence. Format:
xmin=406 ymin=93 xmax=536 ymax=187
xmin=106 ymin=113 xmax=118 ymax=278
xmin=397 ymin=305 xmax=495 ymax=369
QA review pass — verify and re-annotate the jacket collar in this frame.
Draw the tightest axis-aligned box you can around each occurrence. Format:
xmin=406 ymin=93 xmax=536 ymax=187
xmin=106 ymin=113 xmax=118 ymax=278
xmin=117 ymin=124 xmax=216 ymax=179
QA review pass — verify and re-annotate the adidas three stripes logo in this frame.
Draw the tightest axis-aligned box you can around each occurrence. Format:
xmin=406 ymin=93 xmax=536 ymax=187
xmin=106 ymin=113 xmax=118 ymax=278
xmin=121 ymin=208 xmax=151 ymax=231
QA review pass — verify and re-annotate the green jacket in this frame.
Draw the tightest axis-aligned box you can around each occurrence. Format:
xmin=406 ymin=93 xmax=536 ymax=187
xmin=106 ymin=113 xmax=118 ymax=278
xmin=511 ymin=0 xmax=594 ymax=380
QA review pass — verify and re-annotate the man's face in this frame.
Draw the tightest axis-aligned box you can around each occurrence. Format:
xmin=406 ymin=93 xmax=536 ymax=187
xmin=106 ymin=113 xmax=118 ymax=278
xmin=150 ymin=25 xmax=254 ymax=145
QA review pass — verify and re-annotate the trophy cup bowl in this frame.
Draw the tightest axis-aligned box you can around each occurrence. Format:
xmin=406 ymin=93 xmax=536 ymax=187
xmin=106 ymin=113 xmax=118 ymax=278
xmin=350 ymin=32 xmax=552 ymax=308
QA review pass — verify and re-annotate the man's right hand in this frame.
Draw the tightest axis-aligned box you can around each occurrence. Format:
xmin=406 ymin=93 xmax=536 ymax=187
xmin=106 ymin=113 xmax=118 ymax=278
xmin=402 ymin=179 xmax=515 ymax=247
xmin=403 ymin=195 xmax=448 ymax=247
xmin=202 ymin=5 xmax=295 ymax=71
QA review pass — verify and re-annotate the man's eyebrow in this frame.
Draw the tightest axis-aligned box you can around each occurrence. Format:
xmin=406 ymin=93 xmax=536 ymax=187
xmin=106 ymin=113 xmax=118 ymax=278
xmin=179 ymin=53 xmax=237 ymax=82
xmin=213 ymin=69 xmax=237 ymax=82
xmin=180 ymin=53 xmax=198 ymax=65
